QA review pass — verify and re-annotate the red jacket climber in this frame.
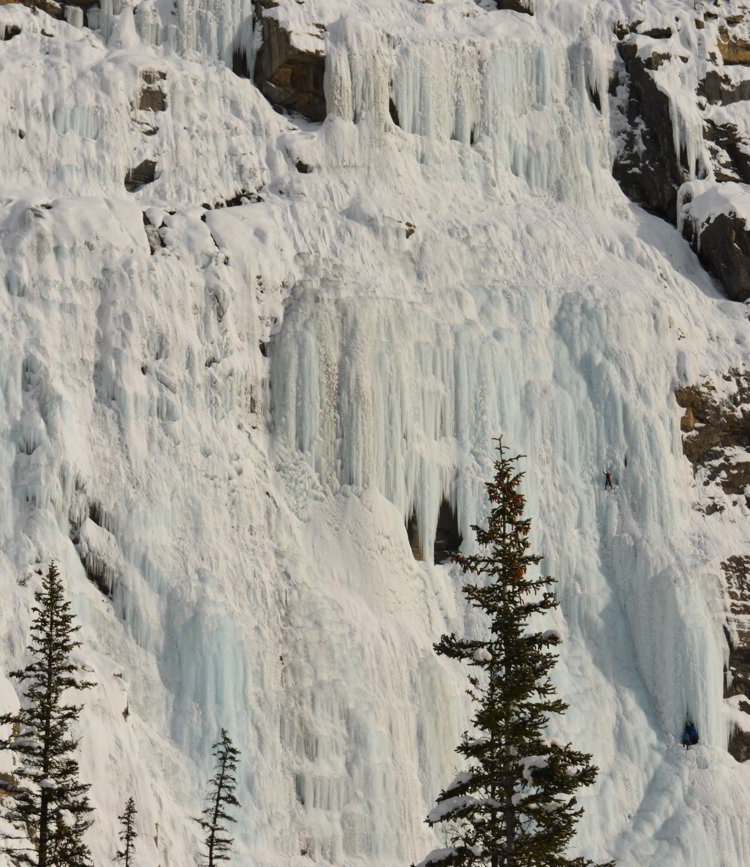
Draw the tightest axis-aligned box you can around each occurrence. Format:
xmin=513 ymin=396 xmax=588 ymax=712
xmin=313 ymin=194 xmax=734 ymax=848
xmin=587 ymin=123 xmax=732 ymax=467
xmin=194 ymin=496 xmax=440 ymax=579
xmin=603 ymin=471 xmax=613 ymax=490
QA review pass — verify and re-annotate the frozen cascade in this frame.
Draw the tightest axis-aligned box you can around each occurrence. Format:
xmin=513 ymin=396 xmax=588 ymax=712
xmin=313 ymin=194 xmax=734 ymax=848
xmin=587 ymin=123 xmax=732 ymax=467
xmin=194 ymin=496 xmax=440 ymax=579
xmin=274 ymin=21 xmax=617 ymax=558
xmin=92 ymin=0 xmax=256 ymax=67
xmin=323 ymin=18 xmax=613 ymax=200
xmin=1 ymin=1 xmax=750 ymax=866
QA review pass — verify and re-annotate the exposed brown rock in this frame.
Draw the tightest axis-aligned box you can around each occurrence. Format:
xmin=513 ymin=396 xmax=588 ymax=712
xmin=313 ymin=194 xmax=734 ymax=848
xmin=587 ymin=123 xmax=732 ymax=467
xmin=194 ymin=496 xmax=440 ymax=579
xmin=11 ymin=0 xmax=64 ymax=19
xmin=718 ymin=28 xmax=750 ymax=66
xmin=613 ymin=19 xmax=643 ymax=40
xmin=699 ymin=69 xmax=750 ymax=106
xmin=253 ymin=15 xmax=326 ymax=121
xmin=609 ymin=11 xmax=750 ymax=302
xmin=722 ymin=556 xmax=750 ymax=761
xmin=703 ymin=118 xmax=750 ymax=183
xmin=682 ymin=210 xmax=750 ymax=302
xmin=138 ymin=69 xmax=167 ymax=111
xmin=125 ymin=159 xmax=157 ymax=191
xmin=138 ymin=87 xmax=167 ymax=111
xmin=642 ymin=26 xmax=672 ymax=39
xmin=680 ymin=404 xmax=697 ymax=433
xmin=142 ymin=69 xmax=166 ymax=84
xmin=612 ymin=41 xmax=694 ymax=220
xmin=642 ymin=51 xmax=674 ymax=71
xmin=676 ymin=381 xmax=750 ymax=760
xmin=493 ymin=0 xmax=533 ymax=14
xmin=675 ymin=372 xmax=750 ymax=493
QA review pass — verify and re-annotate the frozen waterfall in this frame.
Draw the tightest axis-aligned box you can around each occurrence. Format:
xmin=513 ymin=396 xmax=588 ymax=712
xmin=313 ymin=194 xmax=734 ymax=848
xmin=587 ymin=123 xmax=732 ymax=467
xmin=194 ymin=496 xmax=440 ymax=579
xmin=1 ymin=0 xmax=750 ymax=865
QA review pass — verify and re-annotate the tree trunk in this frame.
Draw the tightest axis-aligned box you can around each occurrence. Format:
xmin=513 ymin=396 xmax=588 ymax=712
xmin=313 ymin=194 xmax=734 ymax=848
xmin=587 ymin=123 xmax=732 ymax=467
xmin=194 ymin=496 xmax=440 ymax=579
xmin=38 ymin=789 xmax=49 ymax=867
xmin=504 ymin=761 xmax=514 ymax=867
xmin=39 ymin=607 xmax=57 ymax=867
xmin=207 ymin=753 xmax=227 ymax=867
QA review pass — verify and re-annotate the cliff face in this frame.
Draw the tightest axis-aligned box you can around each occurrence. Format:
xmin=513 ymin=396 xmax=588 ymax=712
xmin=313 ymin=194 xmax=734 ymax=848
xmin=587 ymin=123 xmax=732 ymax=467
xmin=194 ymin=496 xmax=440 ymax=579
xmin=2 ymin=1 xmax=750 ymax=866
xmin=676 ymin=372 xmax=750 ymax=761
xmin=609 ymin=3 xmax=750 ymax=301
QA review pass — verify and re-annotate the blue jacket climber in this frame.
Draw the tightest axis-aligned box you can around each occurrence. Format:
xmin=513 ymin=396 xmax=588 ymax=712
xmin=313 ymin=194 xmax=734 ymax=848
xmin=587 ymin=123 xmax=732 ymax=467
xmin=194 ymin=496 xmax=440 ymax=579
xmin=682 ymin=722 xmax=699 ymax=748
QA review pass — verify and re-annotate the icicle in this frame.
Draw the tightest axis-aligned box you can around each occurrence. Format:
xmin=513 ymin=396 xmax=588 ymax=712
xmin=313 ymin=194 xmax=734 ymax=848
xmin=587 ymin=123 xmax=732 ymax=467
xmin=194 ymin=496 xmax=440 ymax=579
xmin=64 ymin=6 xmax=84 ymax=28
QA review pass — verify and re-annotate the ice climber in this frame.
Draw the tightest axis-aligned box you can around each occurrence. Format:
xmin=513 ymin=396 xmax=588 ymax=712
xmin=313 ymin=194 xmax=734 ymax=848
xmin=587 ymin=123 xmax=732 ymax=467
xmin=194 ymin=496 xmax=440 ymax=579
xmin=603 ymin=471 xmax=613 ymax=490
xmin=682 ymin=721 xmax=699 ymax=749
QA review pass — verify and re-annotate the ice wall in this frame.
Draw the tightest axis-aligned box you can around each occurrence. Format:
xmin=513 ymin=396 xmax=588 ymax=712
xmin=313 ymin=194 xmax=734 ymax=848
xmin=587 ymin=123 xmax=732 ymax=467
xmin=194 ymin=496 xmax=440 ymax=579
xmin=321 ymin=16 xmax=613 ymax=201
xmin=1 ymin=1 xmax=750 ymax=866
xmin=0 ymin=8 xmax=273 ymax=203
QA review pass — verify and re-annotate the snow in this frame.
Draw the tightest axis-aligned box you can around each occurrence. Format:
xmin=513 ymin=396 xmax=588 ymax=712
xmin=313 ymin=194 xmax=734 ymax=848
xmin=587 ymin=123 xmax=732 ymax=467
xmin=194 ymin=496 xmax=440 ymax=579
xmin=414 ymin=844 xmax=483 ymax=867
xmin=413 ymin=848 xmax=461 ymax=867
xmin=473 ymin=648 xmax=492 ymax=662
xmin=11 ymin=739 xmax=40 ymax=749
xmin=427 ymin=794 xmax=479 ymax=823
xmin=445 ymin=770 xmax=475 ymax=792
xmin=679 ymin=179 xmax=750 ymax=234
xmin=0 ymin=0 xmax=749 ymax=866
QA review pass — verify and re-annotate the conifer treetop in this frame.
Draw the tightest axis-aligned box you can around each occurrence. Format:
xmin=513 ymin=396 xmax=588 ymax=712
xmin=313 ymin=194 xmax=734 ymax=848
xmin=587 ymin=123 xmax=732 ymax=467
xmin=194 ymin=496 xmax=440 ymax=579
xmin=414 ymin=439 xmax=614 ymax=867
xmin=195 ymin=728 xmax=241 ymax=866
xmin=115 ymin=796 xmax=138 ymax=866
xmin=0 ymin=561 xmax=95 ymax=867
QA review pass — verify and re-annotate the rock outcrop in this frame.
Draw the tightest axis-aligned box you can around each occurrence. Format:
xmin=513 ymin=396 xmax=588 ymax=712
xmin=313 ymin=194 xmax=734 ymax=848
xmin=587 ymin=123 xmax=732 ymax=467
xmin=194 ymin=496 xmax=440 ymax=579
xmin=138 ymin=69 xmax=167 ymax=112
xmin=675 ymin=372 xmax=750 ymax=496
xmin=722 ymin=556 xmax=750 ymax=762
xmin=703 ymin=119 xmax=750 ymax=184
xmin=253 ymin=10 xmax=326 ymax=121
xmin=10 ymin=0 xmax=64 ymax=19
xmin=718 ymin=28 xmax=750 ymax=66
xmin=699 ymin=69 xmax=750 ymax=106
xmin=493 ymin=0 xmax=533 ymax=14
xmin=612 ymin=40 xmax=694 ymax=221
xmin=676 ymin=375 xmax=750 ymax=760
xmin=611 ymin=6 xmax=750 ymax=302
xmin=125 ymin=159 xmax=157 ymax=191
xmin=683 ymin=208 xmax=750 ymax=302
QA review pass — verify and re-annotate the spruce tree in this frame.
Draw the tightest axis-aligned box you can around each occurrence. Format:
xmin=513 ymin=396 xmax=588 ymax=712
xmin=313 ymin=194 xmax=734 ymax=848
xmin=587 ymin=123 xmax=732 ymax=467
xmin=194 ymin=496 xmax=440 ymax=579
xmin=0 ymin=561 xmax=95 ymax=867
xmin=115 ymin=797 xmax=137 ymax=865
xmin=195 ymin=729 xmax=241 ymax=866
xmin=414 ymin=440 xmax=614 ymax=867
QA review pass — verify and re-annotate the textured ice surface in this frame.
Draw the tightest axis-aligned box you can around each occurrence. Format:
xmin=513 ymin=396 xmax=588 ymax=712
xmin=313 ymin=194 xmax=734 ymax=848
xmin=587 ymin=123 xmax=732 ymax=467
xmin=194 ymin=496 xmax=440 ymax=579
xmin=1 ymin=0 xmax=750 ymax=865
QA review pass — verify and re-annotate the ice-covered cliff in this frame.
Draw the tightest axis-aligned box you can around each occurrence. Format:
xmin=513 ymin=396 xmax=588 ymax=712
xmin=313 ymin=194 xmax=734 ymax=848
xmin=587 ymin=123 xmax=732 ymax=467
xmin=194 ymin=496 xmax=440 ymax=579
xmin=1 ymin=0 xmax=750 ymax=864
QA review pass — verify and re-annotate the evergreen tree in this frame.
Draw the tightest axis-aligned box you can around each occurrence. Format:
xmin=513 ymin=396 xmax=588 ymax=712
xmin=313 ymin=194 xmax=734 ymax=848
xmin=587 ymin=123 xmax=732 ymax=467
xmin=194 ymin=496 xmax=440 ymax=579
xmin=0 ymin=561 xmax=95 ymax=867
xmin=414 ymin=440 xmax=614 ymax=867
xmin=195 ymin=729 xmax=241 ymax=866
xmin=115 ymin=797 xmax=137 ymax=865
